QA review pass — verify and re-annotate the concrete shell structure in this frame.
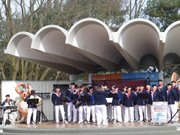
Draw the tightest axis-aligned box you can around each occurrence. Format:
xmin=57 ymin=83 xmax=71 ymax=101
xmin=5 ymin=18 xmax=180 ymax=74
xmin=115 ymin=19 xmax=161 ymax=69
xmin=163 ymin=21 xmax=180 ymax=65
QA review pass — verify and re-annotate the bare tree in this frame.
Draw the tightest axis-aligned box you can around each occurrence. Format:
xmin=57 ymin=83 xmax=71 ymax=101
xmin=124 ymin=0 xmax=146 ymax=20
xmin=0 ymin=0 xmax=127 ymax=81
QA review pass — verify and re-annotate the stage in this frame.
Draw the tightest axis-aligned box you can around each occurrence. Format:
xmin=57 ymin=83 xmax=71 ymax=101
xmin=0 ymin=121 xmax=180 ymax=135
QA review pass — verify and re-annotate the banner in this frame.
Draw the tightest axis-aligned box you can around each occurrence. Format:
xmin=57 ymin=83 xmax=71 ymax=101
xmin=152 ymin=102 xmax=168 ymax=123
xmin=92 ymin=73 xmax=121 ymax=81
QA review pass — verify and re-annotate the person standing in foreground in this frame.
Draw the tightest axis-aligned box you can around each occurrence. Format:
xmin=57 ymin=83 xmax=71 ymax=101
xmin=66 ymin=83 xmax=75 ymax=123
xmin=158 ymin=80 xmax=166 ymax=101
xmin=122 ymin=86 xmax=127 ymax=121
xmin=89 ymin=86 xmax=96 ymax=123
xmin=110 ymin=86 xmax=123 ymax=123
xmin=26 ymin=90 xmax=41 ymax=125
xmin=176 ymin=80 xmax=180 ymax=121
xmin=151 ymin=84 xmax=160 ymax=122
xmin=106 ymin=85 xmax=114 ymax=122
xmin=172 ymin=81 xmax=180 ymax=122
xmin=77 ymin=86 xmax=91 ymax=124
xmin=51 ymin=87 xmax=67 ymax=124
xmin=145 ymin=84 xmax=152 ymax=122
xmin=94 ymin=86 xmax=108 ymax=126
xmin=137 ymin=85 xmax=148 ymax=122
xmin=123 ymin=87 xmax=136 ymax=122
xmin=134 ymin=86 xmax=140 ymax=122
xmin=166 ymin=83 xmax=177 ymax=122
xmin=71 ymin=85 xmax=79 ymax=123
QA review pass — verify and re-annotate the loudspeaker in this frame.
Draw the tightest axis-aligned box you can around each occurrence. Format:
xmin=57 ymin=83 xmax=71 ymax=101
xmin=36 ymin=93 xmax=50 ymax=99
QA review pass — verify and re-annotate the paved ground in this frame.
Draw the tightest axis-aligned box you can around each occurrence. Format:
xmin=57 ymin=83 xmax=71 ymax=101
xmin=0 ymin=121 xmax=180 ymax=135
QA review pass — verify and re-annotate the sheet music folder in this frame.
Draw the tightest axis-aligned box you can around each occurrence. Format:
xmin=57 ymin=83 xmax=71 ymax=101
xmin=27 ymin=98 xmax=39 ymax=105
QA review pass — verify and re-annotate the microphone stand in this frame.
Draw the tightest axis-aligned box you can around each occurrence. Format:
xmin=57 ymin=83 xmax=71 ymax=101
xmin=167 ymin=108 xmax=180 ymax=123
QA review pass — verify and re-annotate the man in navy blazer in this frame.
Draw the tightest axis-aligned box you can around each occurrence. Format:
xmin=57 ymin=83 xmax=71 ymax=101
xmin=150 ymin=85 xmax=160 ymax=122
xmin=151 ymin=85 xmax=160 ymax=102
xmin=171 ymin=81 xmax=180 ymax=122
xmin=166 ymin=83 xmax=177 ymax=122
xmin=145 ymin=84 xmax=152 ymax=121
xmin=123 ymin=87 xmax=136 ymax=122
xmin=158 ymin=80 xmax=167 ymax=101
xmin=137 ymin=85 xmax=148 ymax=122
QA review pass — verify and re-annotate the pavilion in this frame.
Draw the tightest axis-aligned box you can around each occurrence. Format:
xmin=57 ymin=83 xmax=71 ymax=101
xmin=4 ymin=18 xmax=180 ymax=80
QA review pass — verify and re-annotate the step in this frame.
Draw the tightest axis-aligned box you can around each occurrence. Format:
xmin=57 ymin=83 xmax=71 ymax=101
xmin=1 ymin=125 xmax=179 ymax=135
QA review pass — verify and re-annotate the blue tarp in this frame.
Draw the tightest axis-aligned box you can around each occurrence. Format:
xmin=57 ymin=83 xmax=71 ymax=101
xmin=122 ymin=72 xmax=159 ymax=81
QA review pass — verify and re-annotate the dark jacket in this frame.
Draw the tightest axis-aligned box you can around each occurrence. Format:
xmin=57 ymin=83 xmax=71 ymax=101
xmin=66 ymin=89 xmax=73 ymax=102
xmin=165 ymin=89 xmax=176 ymax=105
xmin=94 ymin=91 xmax=107 ymax=105
xmin=1 ymin=99 xmax=15 ymax=112
xmin=123 ymin=92 xmax=136 ymax=107
xmin=109 ymin=91 xmax=124 ymax=106
xmin=51 ymin=93 xmax=64 ymax=106
xmin=172 ymin=87 xmax=180 ymax=101
xmin=158 ymin=86 xmax=167 ymax=101
xmin=133 ymin=91 xmax=138 ymax=105
xmin=2 ymin=99 xmax=14 ymax=106
xmin=71 ymin=92 xmax=79 ymax=105
xmin=90 ymin=93 xmax=95 ymax=105
xmin=152 ymin=90 xmax=160 ymax=102
xmin=78 ymin=91 xmax=91 ymax=106
xmin=137 ymin=90 xmax=148 ymax=105
xmin=146 ymin=90 xmax=152 ymax=104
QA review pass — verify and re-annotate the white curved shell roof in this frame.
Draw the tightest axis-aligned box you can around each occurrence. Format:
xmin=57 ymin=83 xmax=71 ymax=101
xmin=5 ymin=18 xmax=180 ymax=74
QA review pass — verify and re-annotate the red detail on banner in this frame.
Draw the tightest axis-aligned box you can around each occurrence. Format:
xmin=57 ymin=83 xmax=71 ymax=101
xmin=92 ymin=73 xmax=121 ymax=81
